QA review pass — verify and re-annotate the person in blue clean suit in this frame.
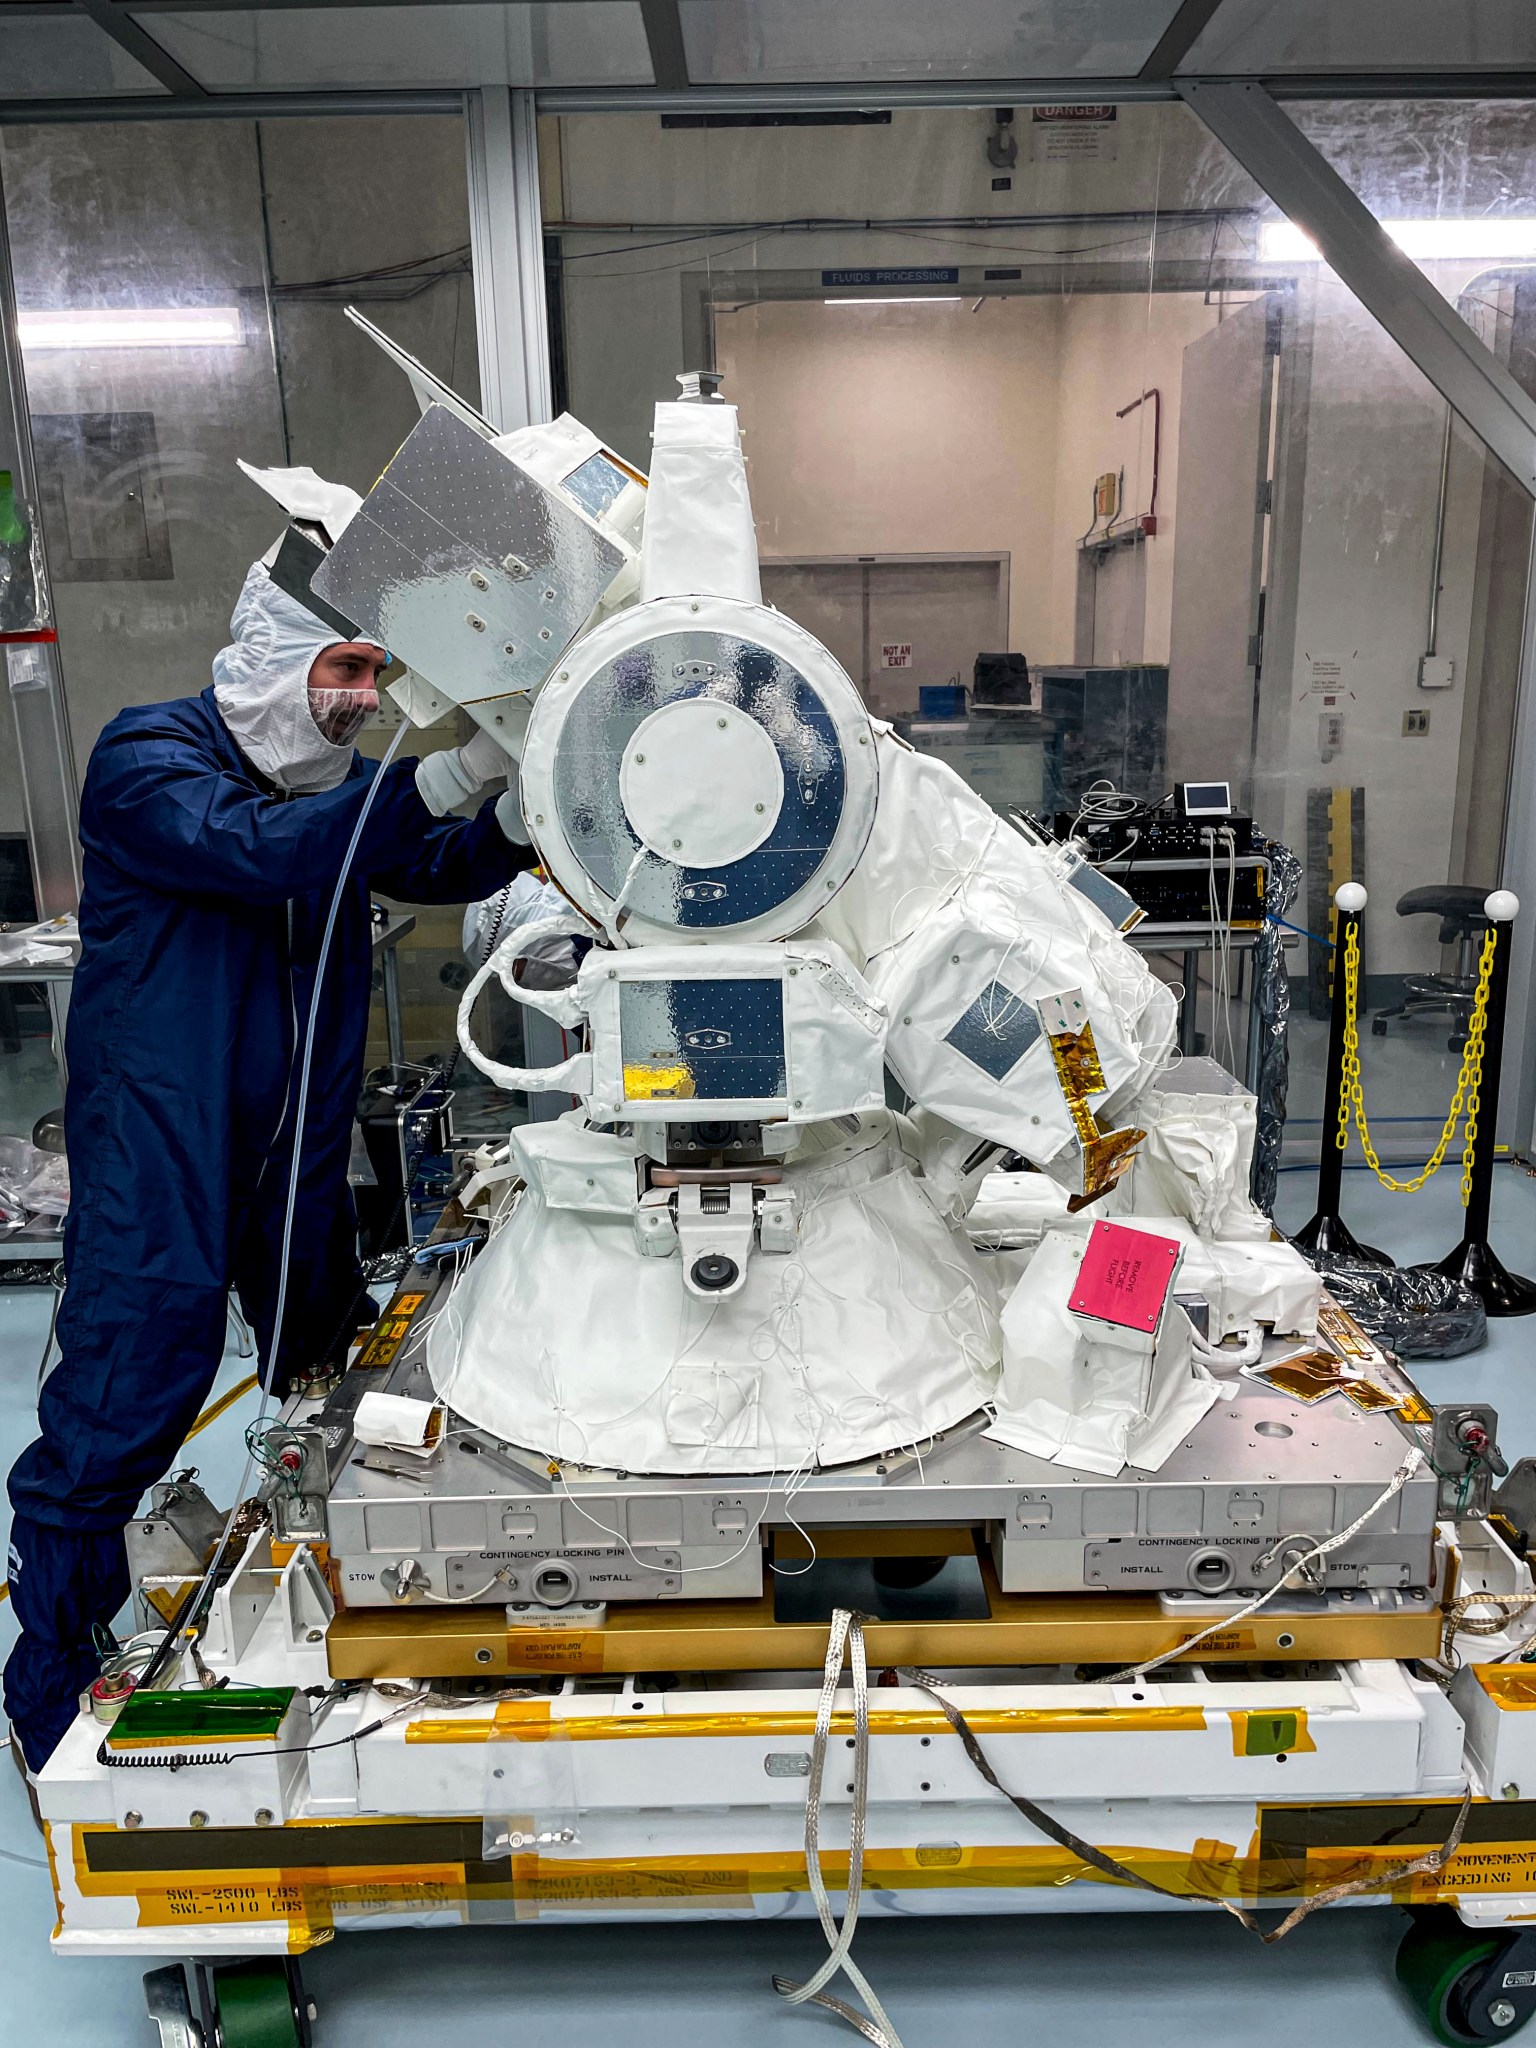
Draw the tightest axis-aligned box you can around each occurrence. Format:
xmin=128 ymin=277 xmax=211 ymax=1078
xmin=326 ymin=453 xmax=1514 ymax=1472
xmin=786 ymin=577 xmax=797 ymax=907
xmin=4 ymin=559 xmax=532 ymax=1774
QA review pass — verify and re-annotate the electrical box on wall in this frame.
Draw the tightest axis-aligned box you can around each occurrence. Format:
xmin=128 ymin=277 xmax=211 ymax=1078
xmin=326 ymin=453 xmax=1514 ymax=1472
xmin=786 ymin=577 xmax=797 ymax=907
xmin=1418 ymin=656 xmax=1455 ymax=689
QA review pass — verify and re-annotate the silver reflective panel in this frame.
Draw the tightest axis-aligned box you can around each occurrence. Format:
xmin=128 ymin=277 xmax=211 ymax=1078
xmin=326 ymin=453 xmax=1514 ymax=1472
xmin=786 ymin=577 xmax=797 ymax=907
xmin=551 ymin=629 xmax=847 ymax=934
xmin=312 ymin=405 xmax=625 ymax=704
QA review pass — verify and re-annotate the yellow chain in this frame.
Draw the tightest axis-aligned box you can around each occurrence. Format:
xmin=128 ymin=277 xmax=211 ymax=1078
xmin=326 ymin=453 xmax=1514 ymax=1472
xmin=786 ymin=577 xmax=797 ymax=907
xmin=1337 ymin=919 xmax=1495 ymax=1199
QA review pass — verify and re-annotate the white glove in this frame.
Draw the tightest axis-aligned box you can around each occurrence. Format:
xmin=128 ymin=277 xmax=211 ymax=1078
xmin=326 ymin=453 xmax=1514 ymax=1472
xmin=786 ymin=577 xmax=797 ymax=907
xmin=414 ymin=726 xmax=510 ymax=817
xmin=495 ymin=788 xmax=532 ymax=845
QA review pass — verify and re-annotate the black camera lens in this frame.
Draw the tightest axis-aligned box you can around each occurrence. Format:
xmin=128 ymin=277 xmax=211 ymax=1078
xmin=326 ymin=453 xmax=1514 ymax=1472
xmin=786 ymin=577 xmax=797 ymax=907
xmin=692 ymin=1121 xmax=738 ymax=1148
xmin=691 ymin=1253 xmax=739 ymax=1291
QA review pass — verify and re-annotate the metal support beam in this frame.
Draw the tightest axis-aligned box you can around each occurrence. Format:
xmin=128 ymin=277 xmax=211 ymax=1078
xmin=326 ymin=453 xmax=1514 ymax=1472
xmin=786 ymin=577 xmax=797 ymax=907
xmin=464 ymin=87 xmax=552 ymax=434
xmin=0 ymin=151 xmax=81 ymax=916
xmin=1138 ymin=0 xmax=1226 ymax=81
xmin=1497 ymin=518 xmax=1536 ymax=1156
xmin=638 ymin=0 xmax=689 ymax=92
xmin=1179 ymin=80 xmax=1536 ymax=498
xmin=73 ymin=0 xmax=208 ymax=96
xmin=0 ymin=89 xmax=465 ymax=124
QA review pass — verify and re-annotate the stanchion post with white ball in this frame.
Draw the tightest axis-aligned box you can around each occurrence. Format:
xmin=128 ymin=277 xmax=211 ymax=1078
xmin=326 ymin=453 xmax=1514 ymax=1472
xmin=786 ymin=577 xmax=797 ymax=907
xmin=1292 ymin=881 xmax=1392 ymax=1268
xmin=1418 ymin=889 xmax=1536 ymax=1317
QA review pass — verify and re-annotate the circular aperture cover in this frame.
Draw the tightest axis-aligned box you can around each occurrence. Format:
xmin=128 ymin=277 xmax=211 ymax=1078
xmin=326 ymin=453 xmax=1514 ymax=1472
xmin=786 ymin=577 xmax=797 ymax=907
xmin=521 ymin=595 xmax=877 ymax=943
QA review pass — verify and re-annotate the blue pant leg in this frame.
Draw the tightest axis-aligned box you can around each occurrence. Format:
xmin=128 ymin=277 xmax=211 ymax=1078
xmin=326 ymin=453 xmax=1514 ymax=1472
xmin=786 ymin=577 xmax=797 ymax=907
xmin=4 ymin=1260 xmax=228 ymax=1767
xmin=233 ymin=1126 xmax=369 ymax=1390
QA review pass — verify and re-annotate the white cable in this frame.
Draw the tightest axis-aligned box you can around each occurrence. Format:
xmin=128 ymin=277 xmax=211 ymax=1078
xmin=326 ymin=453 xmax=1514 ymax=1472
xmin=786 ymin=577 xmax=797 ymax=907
xmin=773 ymin=1610 xmax=906 ymax=2048
xmin=1096 ymin=1447 xmax=1426 ymax=1684
xmin=155 ymin=726 xmax=409 ymax=1676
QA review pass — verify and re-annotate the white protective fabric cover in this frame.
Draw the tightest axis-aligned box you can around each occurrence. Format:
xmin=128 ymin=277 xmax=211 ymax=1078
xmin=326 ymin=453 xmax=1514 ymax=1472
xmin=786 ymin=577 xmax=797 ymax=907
xmin=428 ymin=1112 xmax=1001 ymax=1475
xmin=212 ymin=562 xmax=382 ymax=794
xmin=638 ymin=402 xmax=761 ymax=607
xmin=1118 ymin=1076 xmax=1271 ymax=1241
xmin=986 ymin=1221 xmax=1220 ymax=1476
xmin=966 ymin=1167 xmax=1072 ymax=1249
xmin=239 ymin=460 xmax=363 ymax=542
xmin=811 ymin=730 xmax=1177 ymax=1181
xmin=455 ymin=930 xmax=888 ymax=1123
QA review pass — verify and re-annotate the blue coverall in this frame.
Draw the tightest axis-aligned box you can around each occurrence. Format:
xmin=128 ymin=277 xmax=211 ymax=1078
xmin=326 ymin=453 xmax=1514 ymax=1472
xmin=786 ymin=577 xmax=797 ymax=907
xmin=5 ymin=687 xmax=527 ymax=1767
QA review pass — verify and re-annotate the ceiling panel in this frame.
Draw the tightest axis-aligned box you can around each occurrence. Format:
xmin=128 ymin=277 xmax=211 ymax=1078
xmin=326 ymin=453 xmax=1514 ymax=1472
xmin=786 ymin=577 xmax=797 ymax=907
xmin=1179 ymin=0 xmax=1536 ymax=73
xmin=677 ymin=0 xmax=1184 ymax=84
xmin=133 ymin=4 xmax=653 ymax=92
xmin=0 ymin=16 xmax=170 ymax=98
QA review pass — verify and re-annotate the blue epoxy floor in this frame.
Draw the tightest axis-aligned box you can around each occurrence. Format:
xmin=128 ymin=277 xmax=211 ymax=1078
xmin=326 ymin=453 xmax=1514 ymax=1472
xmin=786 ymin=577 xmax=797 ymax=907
xmin=3 ymin=1164 xmax=1536 ymax=2046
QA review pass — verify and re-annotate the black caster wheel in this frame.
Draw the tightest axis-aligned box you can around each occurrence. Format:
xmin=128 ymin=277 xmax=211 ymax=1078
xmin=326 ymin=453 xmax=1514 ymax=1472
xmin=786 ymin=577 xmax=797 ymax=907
xmin=1396 ymin=1911 xmax=1529 ymax=2045
xmin=204 ymin=1959 xmax=315 ymax=2048
xmin=1372 ymin=1018 xmax=1389 ymax=1037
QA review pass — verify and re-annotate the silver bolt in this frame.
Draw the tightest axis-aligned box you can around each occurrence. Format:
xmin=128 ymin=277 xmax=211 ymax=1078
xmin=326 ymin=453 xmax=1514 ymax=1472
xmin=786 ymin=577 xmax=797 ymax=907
xmin=793 ymin=1099 xmax=803 ymax=1109
xmin=635 ymin=753 xmax=645 ymax=763
xmin=254 ymin=1808 xmax=274 ymax=1827
xmin=559 ymin=671 xmax=569 ymax=682
xmin=672 ymin=839 xmax=683 ymax=849
xmin=902 ymin=1015 xmax=912 ymax=1026
xmin=755 ymin=802 xmax=765 ymax=813
xmin=475 ymin=1647 xmax=494 ymax=1665
xmin=1490 ymin=2002 xmax=1519 ymax=2029
xmin=1504 ymin=1781 xmax=1522 ymax=1799
xmin=306 ymin=1628 xmax=324 ymax=1644
xmin=470 ymin=571 xmax=489 ymax=591
xmin=690 ymin=602 xmax=700 ymax=613
xmin=718 ymin=718 xmax=728 ymax=729
xmin=504 ymin=643 xmax=517 ymax=656
xmin=535 ymin=814 xmax=544 ymax=825
xmin=495 ymin=715 xmax=504 ymax=725
xmin=124 ymin=1810 xmax=143 ymax=1831
xmin=189 ymin=1810 xmax=208 ymax=1830
xmin=859 ymin=733 xmax=869 ymax=743
xmin=539 ymin=628 xmax=551 ymax=641
xmin=951 ymin=954 xmax=960 ymax=964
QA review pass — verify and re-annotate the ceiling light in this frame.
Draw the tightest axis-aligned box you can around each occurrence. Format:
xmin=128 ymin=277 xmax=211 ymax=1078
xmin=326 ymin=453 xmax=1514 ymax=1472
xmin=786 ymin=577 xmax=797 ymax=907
xmin=823 ymin=296 xmax=963 ymax=306
xmin=18 ymin=306 xmax=245 ymax=350
xmin=1261 ymin=218 xmax=1536 ymax=263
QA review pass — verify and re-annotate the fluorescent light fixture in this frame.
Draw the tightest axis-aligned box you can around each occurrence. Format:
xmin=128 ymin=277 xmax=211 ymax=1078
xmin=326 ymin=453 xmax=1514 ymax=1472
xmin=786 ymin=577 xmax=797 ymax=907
xmin=1261 ymin=218 xmax=1536 ymax=263
xmin=824 ymin=295 xmax=963 ymax=306
xmin=18 ymin=306 xmax=245 ymax=350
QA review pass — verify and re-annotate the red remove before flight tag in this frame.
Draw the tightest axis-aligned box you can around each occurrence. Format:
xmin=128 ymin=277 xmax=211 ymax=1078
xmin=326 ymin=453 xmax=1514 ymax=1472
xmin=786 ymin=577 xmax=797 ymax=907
xmin=1068 ymin=1220 xmax=1182 ymax=1334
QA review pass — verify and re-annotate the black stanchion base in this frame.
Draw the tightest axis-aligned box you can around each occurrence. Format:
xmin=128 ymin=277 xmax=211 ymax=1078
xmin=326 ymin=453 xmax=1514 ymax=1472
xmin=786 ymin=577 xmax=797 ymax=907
xmin=1417 ymin=1239 xmax=1536 ymax=1318
xmin=1290 ymin=1212 xmax=1394 ymax=1268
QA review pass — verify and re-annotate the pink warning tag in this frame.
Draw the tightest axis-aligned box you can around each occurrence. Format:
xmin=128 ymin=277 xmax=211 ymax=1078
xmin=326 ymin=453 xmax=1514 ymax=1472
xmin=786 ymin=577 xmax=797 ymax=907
xmin=1068 ymin=1221 xmax=1182 ymax=1334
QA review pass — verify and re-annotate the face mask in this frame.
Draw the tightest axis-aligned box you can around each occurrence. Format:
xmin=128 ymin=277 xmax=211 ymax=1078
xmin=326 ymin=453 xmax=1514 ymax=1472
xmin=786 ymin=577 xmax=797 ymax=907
xmin=307 ymin=685 xmax=378 ymax=747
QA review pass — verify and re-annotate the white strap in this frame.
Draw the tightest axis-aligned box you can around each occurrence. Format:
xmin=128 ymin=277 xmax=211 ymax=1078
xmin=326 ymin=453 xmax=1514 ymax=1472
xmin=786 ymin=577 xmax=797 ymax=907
xmin=488 ymin=914 xmax=592 ymax=1027
xmin=774 ymin=1609 xmax=906 ymax=2048
xmin=455 ymin=924 xmax=594 ymax=1097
